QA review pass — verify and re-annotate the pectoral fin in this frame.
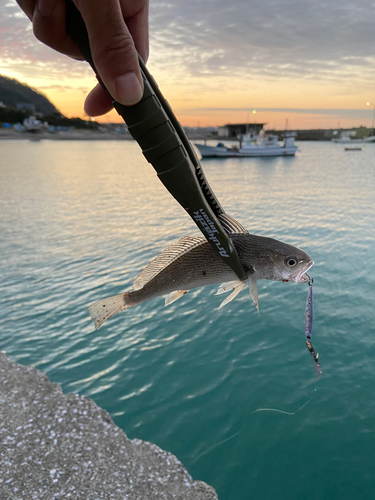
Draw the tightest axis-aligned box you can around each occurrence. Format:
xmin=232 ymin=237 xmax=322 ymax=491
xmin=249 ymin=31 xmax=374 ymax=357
xmin=248 ymin=274 xmax=260 ymax=314
xmin=218 ymin=282 xmax=245 ymax=309
xmin=165 ymin=290 xmax=187 ymax=306
xmin=216 ymin=280 xmax=242 ymax=295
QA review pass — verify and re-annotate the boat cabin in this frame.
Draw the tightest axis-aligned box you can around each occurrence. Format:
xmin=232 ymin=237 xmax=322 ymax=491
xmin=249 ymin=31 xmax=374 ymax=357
xmin=218 ymin=123 xmax=266 ymax=138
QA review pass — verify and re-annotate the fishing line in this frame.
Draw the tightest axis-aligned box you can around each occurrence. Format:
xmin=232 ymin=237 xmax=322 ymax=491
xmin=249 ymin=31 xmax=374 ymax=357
xmin=251 ymin=397 xmax=313 ymax=416
xmin=190 ymin=392 xmax=316 ymax=464
xmin=190 ymin=428 xmax=244 ymax=465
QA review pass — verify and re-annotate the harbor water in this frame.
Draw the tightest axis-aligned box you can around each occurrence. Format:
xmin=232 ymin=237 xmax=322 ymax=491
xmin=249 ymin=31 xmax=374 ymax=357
xmin=1 ymin=139 xmax=375 ymax=499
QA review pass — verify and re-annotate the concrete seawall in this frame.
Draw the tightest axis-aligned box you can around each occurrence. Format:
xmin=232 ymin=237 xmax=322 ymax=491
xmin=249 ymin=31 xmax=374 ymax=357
xmin=0 ymin=352 xmax=218 ymax=499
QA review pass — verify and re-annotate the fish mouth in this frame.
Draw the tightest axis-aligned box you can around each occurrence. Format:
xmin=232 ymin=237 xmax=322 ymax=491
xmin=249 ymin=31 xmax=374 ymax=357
xmin=291 ymin=260 xmax=314 ymax=283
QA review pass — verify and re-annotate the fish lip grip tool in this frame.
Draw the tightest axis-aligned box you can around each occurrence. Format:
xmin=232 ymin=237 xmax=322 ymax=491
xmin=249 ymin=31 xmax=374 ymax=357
xmin=64 ymin=0 xmax=247 ymax=282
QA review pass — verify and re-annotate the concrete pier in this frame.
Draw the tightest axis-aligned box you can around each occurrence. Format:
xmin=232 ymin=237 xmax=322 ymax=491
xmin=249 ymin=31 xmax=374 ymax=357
xmin=0 ymin=352 xmax=218 ymax=499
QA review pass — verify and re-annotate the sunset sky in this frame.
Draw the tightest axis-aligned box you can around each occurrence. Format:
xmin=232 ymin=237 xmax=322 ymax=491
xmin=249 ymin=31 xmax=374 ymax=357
xmin=1 ymin=0 xmax=375 ymax=129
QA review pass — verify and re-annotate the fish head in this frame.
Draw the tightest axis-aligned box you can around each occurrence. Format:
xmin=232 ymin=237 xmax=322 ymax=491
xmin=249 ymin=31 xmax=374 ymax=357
xmin=240 ymin=235 xmax=314 ymax=283
xmin=273 ymin=244 xmax=314 ymax=283
xmin=283 ymin=255 xmax=314 ymax=283
xmin=268 ymin=245 xmax=314 ymax=283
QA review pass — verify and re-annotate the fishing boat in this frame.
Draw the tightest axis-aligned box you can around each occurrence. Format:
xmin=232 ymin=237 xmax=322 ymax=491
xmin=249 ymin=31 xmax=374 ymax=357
xmin=23 ymin=116 xmax=44 ymax=133
xmin=195 ymin=130 xmax=298 ymax=158
xmin=332 ymin=132 xmax=375 ymax=144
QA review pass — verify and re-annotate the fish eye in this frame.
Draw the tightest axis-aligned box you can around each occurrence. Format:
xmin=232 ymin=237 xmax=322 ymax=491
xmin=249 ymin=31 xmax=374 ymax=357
xmin=285 ymin=257 xmax=298 ymax=267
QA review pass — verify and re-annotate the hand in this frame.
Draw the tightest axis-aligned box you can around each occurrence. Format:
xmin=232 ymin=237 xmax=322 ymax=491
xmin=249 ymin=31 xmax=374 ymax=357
xmin=16 ymin=0 xmax=149 ymax=116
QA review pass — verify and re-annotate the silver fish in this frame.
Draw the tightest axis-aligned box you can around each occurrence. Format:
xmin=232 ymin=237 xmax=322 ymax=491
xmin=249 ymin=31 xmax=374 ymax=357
xmin=88 ymin=227 xmax=314 ymax=330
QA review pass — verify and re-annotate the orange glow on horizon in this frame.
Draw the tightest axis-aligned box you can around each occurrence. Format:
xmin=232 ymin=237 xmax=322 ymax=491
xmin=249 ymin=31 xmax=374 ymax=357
xmin=2 ymin=56 xmax=374 ymax=131
xmin=63 ymin=106 xmax=374 ymax=131
xmin=2 ymin=3 xmax=375 ymax=132
xmin=33 ymin=85 xmax=375 ymax=130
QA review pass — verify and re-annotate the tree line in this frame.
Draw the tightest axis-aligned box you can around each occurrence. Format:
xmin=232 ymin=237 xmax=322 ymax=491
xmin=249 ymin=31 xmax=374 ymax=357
xmin=0 ymin=106 xmax=99 ymax=130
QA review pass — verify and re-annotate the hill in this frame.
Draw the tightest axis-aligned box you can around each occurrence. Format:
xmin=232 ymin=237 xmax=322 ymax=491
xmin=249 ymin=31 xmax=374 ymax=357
xmin=0 ymin=74 xmax=60 ymax=116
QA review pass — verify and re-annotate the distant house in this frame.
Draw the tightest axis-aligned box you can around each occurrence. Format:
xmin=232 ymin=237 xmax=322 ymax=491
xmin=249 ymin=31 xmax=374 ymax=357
xmin=16 ymin=103 xmax=36 ymax=112
xmin=218 ymin=123 xmax=266 ymax=138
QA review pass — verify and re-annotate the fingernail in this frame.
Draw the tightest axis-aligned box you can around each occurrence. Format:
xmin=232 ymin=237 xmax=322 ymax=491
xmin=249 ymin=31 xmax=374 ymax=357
xmin=37 ymin=0 xmax=57 ymax=17
xmin=113 ymin=73 xmax=143 ymax=106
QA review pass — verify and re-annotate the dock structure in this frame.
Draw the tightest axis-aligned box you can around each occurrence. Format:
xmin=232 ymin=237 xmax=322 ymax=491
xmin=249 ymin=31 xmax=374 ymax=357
xmin=0 ymin=352 xmax=217 ymax=500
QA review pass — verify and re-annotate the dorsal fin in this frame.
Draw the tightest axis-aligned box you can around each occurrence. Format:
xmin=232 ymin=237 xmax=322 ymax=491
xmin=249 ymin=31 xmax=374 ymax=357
xmin=218 ymin=213 xmax=248 ymax=234
xmin=132 ymin=236 xmax=206 ymax=291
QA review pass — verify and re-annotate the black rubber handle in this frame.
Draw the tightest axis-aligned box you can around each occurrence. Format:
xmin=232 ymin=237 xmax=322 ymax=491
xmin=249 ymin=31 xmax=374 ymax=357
xmin=64 ymin=0 xmax=247 ymax=281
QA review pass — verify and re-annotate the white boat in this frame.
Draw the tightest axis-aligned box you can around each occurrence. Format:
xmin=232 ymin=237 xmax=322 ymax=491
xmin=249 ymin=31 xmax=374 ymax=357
xmin=195 ymin=130 xmax=298 ymax=158
xmin=23 ymin=116 xmax=44 ymax=132
xmin=331 ymin=132 xmax=375 ymax=144
xmin=237 ymin=131 xmax=258 ymax=143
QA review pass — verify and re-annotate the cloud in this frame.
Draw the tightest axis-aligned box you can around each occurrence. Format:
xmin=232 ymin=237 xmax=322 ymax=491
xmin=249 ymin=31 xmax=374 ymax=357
xmin=0 ymin=1 xmax=91 ymax=77
xmin=1 ymin=0 xmax=375 ymax=119
xmin=149 ymin=0 xmax=375 ymax=82
xmin=2 ymin=0 xmax=375 ymax=80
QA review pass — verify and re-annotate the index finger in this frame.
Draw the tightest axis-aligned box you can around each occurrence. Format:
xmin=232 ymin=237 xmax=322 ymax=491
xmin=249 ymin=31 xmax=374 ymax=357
xmin=73 ymin=0 xmax=145 ymax=105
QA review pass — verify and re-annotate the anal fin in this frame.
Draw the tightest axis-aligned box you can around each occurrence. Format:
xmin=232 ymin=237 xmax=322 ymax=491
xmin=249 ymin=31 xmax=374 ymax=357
xmin=165 ymin=290 xmax=188 ymax=306
xmin=216 ymin=280 xmax=242 ymax=295
xmin=218 ymin=282 xmax=245 ymax=309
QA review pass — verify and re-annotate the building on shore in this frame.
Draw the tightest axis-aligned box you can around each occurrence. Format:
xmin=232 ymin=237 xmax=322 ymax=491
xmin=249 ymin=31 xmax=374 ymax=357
xmin=218 ymin=123 xmax=266 ymax=138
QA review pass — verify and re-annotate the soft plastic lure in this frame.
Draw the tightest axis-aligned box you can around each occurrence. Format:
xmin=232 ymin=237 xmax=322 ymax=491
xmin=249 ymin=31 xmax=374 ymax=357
xmin=305 ymin=275 xmax=321 ymax=375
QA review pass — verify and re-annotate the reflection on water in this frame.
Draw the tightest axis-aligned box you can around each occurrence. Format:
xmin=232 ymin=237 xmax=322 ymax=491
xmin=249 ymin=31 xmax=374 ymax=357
xmin=1 ymin=140 xmax=375 ymax=500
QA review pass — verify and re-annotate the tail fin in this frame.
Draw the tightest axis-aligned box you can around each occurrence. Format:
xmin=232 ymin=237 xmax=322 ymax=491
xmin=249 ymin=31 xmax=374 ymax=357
xmin=88 ymin=292 xmax=132 ymax=330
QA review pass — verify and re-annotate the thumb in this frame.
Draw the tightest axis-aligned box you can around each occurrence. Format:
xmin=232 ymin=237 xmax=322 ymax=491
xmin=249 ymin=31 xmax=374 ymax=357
xmin=74 ymin=0 xmax=144 ymax=106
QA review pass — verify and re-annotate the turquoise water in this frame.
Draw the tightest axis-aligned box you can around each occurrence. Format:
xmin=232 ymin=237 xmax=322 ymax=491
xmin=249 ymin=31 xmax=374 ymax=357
xmin=1 ymin=139 xmax=375 ymax=499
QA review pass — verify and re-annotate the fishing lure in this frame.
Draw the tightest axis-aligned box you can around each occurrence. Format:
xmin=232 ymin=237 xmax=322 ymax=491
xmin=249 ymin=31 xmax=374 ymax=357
xmin=305 ymin=274 xmax=321 ymax=375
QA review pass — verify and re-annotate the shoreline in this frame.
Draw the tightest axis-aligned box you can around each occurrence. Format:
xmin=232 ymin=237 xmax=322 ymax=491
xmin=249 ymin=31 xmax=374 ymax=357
xmin=0 ymin=128 xmax=213 ymax=142
xmin=0 ymin=128 xmax=135 ymax=141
